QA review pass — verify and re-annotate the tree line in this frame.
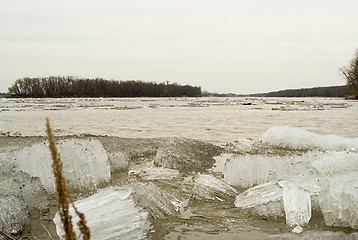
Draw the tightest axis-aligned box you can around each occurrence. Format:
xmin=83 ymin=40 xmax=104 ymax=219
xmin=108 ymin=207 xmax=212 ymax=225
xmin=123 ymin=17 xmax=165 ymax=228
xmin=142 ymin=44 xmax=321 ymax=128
xmin=265 ymin=85 xmax=348 ymax=98
xmin=8 ymin=76 xmax=202 ymax=98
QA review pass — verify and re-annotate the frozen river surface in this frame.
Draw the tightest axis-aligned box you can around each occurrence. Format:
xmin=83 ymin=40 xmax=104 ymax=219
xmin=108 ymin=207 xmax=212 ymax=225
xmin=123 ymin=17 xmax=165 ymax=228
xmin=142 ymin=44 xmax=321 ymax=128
xmin=1 ymin=97 xmax=357 ymax=143
xmin=1 ymin=97 xmax=358 ymax=240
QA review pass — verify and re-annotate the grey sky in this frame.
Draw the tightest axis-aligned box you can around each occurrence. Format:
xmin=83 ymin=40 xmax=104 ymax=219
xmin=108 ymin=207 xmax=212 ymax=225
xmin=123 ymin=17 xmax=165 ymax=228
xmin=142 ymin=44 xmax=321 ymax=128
xmin=1 ymin=0 xmax=357 ymax=94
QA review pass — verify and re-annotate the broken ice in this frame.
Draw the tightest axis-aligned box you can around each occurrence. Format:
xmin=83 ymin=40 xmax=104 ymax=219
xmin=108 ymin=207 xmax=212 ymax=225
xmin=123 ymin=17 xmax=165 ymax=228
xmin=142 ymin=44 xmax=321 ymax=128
xmin=319 ymin=171 xmax=358 ymax=229
xmin=192 ymin=174 xmax=239 ymax=201
xmin=131 ymin=181 xmax=183 ymax=219
xmin=0 ymin=195 xmax=30 ymax=235
xmin=16 ymin=138 xmax=111 ymax=193
xmin=53 ymin=187 xmax=151 ymax=240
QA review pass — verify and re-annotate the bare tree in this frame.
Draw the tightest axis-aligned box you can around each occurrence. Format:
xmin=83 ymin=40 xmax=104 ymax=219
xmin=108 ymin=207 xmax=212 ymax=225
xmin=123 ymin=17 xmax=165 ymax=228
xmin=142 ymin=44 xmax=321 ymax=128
xmin=340 ymin=49 xmax=358 ymax=98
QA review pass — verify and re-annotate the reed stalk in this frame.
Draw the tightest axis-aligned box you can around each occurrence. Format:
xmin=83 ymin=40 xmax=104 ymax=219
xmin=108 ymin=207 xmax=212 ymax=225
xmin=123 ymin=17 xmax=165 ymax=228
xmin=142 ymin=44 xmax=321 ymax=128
xmin=45 ymin=118 xmax=90 ymax=240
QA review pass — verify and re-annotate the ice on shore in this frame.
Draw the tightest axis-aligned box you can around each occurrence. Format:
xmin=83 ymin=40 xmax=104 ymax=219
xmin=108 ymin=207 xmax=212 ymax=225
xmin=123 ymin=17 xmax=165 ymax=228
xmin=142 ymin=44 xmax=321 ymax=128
xmin=131 ymin=182 xmax=183 ymax=219
xmin=224 ymin=154 xmax=319 ymax=189
xmin=234 ymin=182 xmax=285 ymax=218
xmin=319 ymin=171 xmax=358 ymax=229
xmin=192 ymin=174 xmax=239 ymax=201
xmin=154 ymin=137 xmax=222 ymax=173
xmin=224 ymin=150 xmax=357 ymax=190
xmin=261 ymin=126 xmax=358 ymax=151
xmin=16 ymin=138 xmax=111 ymax=194
xmin=0 ymin=195 xmax=30 ymax=235
xmin=280 ymin=181 xmax=311 ymax=229
xmin=235 ymin=180 xmax=314 ymax=228
xmin=53 ymin=187 xmax=151 ymax=240
xmin=0 ymin=171 xmax=49 ymax=211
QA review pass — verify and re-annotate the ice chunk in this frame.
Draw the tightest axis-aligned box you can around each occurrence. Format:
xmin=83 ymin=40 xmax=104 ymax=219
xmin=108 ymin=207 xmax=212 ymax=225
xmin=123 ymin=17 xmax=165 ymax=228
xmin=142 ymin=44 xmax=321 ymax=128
xmin=279 ymin=181 xmax=311 ymax=229
xmin=0 ymin=195 xmax=30 ymax=235
xmin=319 ymin=171 xmax=358 ymax=229
xmin=154 ymin=137 xmax=222 ymax=173
xmin=16 ymin=138 xmax=111 ymax=194
xmin=0 ymin=171 xmax=49 ymax=211
xmin=261 ymin=126 xmax=358 ymax=151
xmin=131 ymin=182 xmax=183 ymax=219
xmin=311 ymin=151 xmax=358 ymax=177
xmin=53 ymin=187 xmax=151 ymax=240
xmin=192 ymin=174 xmax=239 ymax=201
xmin=224 ymin=154 xmax=319 ymax=189
xmin=267 ymin=230 xmax=358 ymax=240
xmin=234 ymin=182 xmax=285 ymax=218
xmin=0 ymin=151 xmax=16 ymax=174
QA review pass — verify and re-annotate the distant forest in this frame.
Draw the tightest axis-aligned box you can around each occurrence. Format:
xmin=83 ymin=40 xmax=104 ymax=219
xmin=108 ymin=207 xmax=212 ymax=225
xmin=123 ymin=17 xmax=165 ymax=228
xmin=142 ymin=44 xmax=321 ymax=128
xmin=8 ymin=76 xmax=201 ymax=98
xmin=265 ymin=85 xmax=349 ymax=98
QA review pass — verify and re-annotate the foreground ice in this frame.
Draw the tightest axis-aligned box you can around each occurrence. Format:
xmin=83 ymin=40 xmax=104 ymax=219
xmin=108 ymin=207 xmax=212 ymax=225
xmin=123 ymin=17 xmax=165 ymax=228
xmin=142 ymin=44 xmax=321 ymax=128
xmin=235 ymin=180 xmax=314 ymax=229
xmin=280 ymin=181 xmax=311 ymax=229
xmin=192 ymin=174 xmax=239 ymax=201
xmin=224 ymin=150 xmax=358 ymax=190
xmin=16 ymin=138 xmax=111 ymax=193
xmin=0 ymin=195 xmax=30 ymax=235
xmin=0 ymin=171 xmax=49 ymax=211
xmin=224 ymin=154 xmax=320 ymax=189
xmin=261 ymin=126 xmax=358 ymax=151
xmin=234 ymin=182 xmax=284 ymax=218
xmin=53 ymin=187 xmax=151 ymax=240
xmin=319 ymin=171 xmax=358 ymax=229
xmin=131 ymin=181 xmax=184 ymax=219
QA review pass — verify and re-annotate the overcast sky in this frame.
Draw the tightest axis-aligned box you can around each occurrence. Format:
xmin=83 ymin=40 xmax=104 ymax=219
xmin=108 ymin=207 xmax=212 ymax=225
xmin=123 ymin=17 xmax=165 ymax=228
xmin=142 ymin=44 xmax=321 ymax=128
xmin=1 ymin=0 xmax=357 ymax=94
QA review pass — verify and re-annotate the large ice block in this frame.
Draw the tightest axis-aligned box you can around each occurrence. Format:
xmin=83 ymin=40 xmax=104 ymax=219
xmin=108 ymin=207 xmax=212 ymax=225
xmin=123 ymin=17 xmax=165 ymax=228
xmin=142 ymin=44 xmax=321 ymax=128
xmin=0 ymin=171 xmax=49 ymax=211
xmin=224 ymin=154 xmax=319 ymax=189
xmin=319 ymin=171 xmax=358 ymax=229
xmin=0 ymin=195 xmax=30 ymax=235
xmin=192 ymin=174 xmax=239 ymax=201
xmin=53 ymin=187 xmax=151 ymax=240
xmin=154 ymin=137 xmax=222 ymax=173
xmin=261 ymin=126 xmax=358 ymax=151
xmin=234 ymin=182 xmax=285 ymax=218
xmin=16 ymin=138 xmax=111 ymax=194
xmin=131 ymin=182 xmax=183 ymax=219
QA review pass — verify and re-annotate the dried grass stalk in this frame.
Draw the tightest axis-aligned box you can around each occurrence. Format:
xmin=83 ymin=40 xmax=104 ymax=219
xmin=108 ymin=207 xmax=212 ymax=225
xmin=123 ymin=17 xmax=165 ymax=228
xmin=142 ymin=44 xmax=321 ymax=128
xmin=46 ymin=118 xmax=90 ymax=240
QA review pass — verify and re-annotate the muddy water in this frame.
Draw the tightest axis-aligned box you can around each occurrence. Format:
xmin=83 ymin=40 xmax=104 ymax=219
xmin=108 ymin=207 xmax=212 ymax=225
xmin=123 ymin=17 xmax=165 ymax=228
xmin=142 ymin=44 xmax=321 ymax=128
xmin=1 ymin=97 xmax=358 ymax=144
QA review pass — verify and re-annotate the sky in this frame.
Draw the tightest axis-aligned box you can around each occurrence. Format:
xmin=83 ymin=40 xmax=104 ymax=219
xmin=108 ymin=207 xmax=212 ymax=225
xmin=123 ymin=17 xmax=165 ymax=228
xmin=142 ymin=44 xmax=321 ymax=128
xmin=0 ymin=0 xmax=357 ymax=94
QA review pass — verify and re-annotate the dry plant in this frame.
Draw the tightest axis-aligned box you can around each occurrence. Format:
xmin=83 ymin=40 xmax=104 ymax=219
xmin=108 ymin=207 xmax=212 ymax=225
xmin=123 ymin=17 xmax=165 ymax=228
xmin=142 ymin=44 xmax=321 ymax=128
xmin=46 ymin=118 xmax=90 ymax=240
